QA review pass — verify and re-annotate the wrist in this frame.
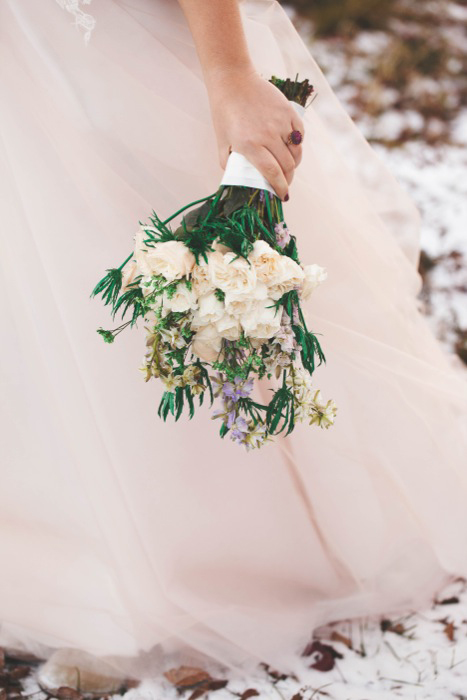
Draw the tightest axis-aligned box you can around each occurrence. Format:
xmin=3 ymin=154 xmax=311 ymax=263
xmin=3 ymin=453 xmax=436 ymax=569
xmin=203 ymin=61 xmax=258 ymax=93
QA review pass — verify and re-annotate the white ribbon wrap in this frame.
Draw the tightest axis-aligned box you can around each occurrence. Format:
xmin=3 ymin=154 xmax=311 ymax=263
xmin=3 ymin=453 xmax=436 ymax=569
xmin=220 ymin=100 xmax=306 ymax=196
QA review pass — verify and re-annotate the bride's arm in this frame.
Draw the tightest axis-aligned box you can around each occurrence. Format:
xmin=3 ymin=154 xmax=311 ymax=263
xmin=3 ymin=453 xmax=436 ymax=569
xmin=177 ymin=0 xmax=304 ymax=201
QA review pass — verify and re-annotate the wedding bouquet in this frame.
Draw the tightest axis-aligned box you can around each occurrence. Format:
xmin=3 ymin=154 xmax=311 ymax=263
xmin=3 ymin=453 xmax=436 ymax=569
xmin=92 ymin=76 xmax=337 ymax=450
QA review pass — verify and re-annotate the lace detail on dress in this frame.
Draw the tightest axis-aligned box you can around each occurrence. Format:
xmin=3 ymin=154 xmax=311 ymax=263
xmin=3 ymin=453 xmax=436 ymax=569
xmin=54 ymin=0 xmax=96 ymax=45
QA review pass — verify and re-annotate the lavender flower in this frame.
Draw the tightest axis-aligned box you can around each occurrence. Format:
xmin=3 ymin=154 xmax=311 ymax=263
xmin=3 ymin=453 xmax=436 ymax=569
xmin=274 ymin=221 xmax=291 ymax=249
xmin=230 ymin=416 xmax=249 ymax=444
xmin=223 ymin=376 xmax=254 ymax=402
xmin=292 ymin=303 xmax=300 ymax=324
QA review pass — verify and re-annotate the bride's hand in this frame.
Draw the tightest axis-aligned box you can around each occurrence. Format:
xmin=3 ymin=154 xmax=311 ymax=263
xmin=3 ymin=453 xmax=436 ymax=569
xmin=206 ymin=69 xmax=304 ymax=202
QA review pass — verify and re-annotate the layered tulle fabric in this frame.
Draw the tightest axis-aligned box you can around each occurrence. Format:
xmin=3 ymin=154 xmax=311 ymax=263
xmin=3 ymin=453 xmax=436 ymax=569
xmin=1 ymin=0 xmax=467 ymax=682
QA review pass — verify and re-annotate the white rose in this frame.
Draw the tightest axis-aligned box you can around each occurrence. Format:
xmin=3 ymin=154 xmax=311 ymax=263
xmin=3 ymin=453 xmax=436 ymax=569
xmin=224 ymin=295 xmax=255 ymax=317
xmin=301 ymin=264 xmax=328 ymax=300
xmin=161 ymin=282 xmax=198 ymax=316
xmin=191 ymin=291 xmax=225 ymax=329
xmin=268 ymin=256 xmax=305 ymax=300
xmin=249 ymin=240 xmax=284 ymax=285
xmin=224 ymin=282 xmax=268 ymax=316
xmin=191 ymin=324 xmax=223 ymax=363
xmin=241 ymin=298 xmax=282 ymax=339
xmin=208 ymin=251 xmax=257 ymax=296
xmin=215 ymin=314 xmax=241 ymax=340
xmin=133 ymin=228 xmax=154 ymax=277
xmin=191 ymin=258 xmax=215 ymax=297
xmin=134 ymin=229 xmax=195 ymax=282
xmin=121 ymin=258 xmax=139 ymax=292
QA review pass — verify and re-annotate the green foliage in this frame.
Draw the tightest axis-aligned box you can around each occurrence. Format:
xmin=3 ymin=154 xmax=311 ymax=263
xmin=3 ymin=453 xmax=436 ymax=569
xmin=113 ymin=284 xmax=145 ymax=324
xmin=91 ymin=267 xmax=123 ymax=307
xmin=266 ymin=384 xmax=295 ymax=436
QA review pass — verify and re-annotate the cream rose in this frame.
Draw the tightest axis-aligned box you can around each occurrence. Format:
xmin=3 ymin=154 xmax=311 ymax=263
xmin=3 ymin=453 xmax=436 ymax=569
xmin=224 ymin=282 xmax=267 ymax=316
xmin=268 ymin=256 xmax=305 ymax=300
xmin=208 ymin=251 xmax=257 ymax=296
xmin=241 ymin=298 xmax=282 ymax=339
xmin=191 ymin=324 xmax=223 ymax=363
xmin=191 ymin=258 xmax=215 ymax=297
xmin=133 ymin=228 xmax=153 ymax=277
xmin=160 ymin=282 xmax=198 ymax=316
xmin=224 ymin=295 xmax=255 ymax=317
xmin=215 ymin=314 xmax=241 ymax=341
xmin=134 ymin=229 xmax=195 ymax=282
xmin=249 ymin=240 xmax=284 ymax=285
xmin=301 ymin=264 xmax=328 ymax=300
xmin=120 ymin=257 xmax=139 ymax=292
xmin=191 ymin=291 xmax=225 ymax=329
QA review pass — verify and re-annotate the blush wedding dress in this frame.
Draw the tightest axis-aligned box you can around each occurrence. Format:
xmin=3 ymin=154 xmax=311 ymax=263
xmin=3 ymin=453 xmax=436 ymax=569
xmin=1 ymin=0 xmax=467 ymax=686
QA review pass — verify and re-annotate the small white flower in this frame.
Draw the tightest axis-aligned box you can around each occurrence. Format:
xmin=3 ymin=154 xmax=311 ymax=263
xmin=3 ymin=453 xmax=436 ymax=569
xmin=159 ymin=327 xmax=187 ymax=349
xmin=310 ymin=391 xmax=338 ymax=428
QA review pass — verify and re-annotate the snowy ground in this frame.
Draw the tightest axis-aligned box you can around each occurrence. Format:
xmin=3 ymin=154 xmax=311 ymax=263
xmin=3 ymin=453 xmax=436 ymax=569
xmin=7 ymin=574 xmax=467 ymax=699
xmin=303 ymin=20 xmax=467 ymax=364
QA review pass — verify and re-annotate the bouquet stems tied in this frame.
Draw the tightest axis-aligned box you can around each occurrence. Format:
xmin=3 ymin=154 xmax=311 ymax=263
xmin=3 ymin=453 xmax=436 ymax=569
xmin=91 ymin=76 xmax=337 ymax=450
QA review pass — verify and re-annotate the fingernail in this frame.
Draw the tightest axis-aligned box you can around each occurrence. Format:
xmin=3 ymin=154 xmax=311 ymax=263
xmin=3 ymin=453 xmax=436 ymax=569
xmin=284 ymin=193 xmax=289 ymax=202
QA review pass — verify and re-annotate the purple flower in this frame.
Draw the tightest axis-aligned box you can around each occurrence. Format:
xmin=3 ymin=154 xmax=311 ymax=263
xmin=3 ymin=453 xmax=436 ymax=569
xmin=226 ymin=409 xmax=237 ymax=429
xmin=274 ymin=221 xmax=291 ymax=249
xmin=229 ymin=415 xmax=249 ymax=444
xmin=235 ymin=416 xmax=249 ymax=432
xmin=223 ymin=376 xmax=254 ymax=402
xmin=292 ymin=303 xmax=300 ymax=324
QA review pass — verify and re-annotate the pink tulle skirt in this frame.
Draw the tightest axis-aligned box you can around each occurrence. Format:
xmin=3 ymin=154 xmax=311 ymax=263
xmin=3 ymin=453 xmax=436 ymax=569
xmin=1 ymin=0 xmax=467 ymax=682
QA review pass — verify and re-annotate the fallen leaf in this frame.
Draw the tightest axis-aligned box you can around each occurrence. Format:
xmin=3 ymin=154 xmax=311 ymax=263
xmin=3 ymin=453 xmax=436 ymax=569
xmin=443 ymin=621 xmax=456 ymax=642
xmin=259 ymin=663 xmax=290 ymax=681
xmin=301 ymin=640 xmax=343 ymax=671
xmin=8 ymin=667 xmax=30 ymax=682
xmin=164 ymin=665 xmax=212 ymax=689
xmin=380 ymin=619 xmax=406 ymax=635
xmin=330 ymin=631 xmax=353 ymax=649
xmin=240 ymin=690 xmax=260 ymax=699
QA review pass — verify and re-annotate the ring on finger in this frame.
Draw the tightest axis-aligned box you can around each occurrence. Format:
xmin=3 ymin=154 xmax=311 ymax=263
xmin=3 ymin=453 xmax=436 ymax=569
xmin=286 ymin=129 xmax=303 ymax=146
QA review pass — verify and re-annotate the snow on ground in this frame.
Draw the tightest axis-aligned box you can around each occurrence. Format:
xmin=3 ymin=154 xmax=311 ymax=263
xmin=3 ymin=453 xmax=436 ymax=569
xmin=13 ymin=575 xmax=467 ymax=699
xmin=302 ymin=19 xmax=467 ymax=362
xmin=373 ymin=139 xmax=467 ymax=354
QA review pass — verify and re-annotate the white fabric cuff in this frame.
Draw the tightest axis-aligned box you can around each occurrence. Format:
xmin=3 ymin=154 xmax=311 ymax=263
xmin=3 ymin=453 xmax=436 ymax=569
xmin=220 ymin=100 xmax=306 ymax=196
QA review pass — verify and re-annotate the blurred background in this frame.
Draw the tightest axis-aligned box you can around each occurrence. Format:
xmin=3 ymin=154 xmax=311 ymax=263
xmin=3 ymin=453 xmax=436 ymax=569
xmin=280 ymin=0 xmax=467 ymax=366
